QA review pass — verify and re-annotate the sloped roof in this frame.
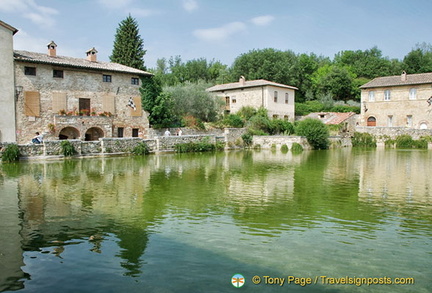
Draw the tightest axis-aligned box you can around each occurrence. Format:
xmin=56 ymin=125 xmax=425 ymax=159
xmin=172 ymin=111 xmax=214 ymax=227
xmin=0 ymin=20 xmax=18 ymax=35
xmin=304 ymin=112 xmax=357 ymax=125
xmin=360 ymin=72 xmax=432 ymax=89
xmin=14 ymin=50 xmax=152 ymax=76
xmin=206 ymin=79 xmax=298 ymax=92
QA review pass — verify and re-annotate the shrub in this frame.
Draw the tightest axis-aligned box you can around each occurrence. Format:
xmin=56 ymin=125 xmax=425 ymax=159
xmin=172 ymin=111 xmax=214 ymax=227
xmin=1 ymin=144 xmax=20 ymax=163
xmin=61 ymin=140 xmax=76 ymax=157
xmin=291 ymin=142 xmax=304 ymax=153
xmin=269 ymin=119 xmax=294 ymax=135
xmin=241 ymin=133 xmax=253 ymax=147
xmin=413 ymin=139 xmax=428 ymax=149
xmin=246 ymin=115 xmax=271 ymax=134
xmin=295 ymin=118 xmax=329 ymax=150
xmin=280 ymin=144 xmax=289 ymax=153
xmin=395 ymin=135 xmax=414 ymax=149
xmin=224 ymin=114 xmax=244 ymax=128
xmin=174 ymin=139 xmax=218 ymax=153
xmin=237 ymin=106 xmax=257 ymax=120
xmin=352 ymin=132 xmax=377 ymax=148
xmin=132 ymin=142 xmax=150 ymax=155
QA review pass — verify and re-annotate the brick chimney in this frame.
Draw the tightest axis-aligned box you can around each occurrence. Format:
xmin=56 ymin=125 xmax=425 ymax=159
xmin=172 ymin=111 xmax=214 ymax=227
xmin=401 ymin=71 xmax=407 ymax=81
xmin=239 ymin=76 xmax=246 ymax=85
xmin=86 ymin=47 xmax=98 ymax=62
xmin=47 ymin=41 xmax=57 ymax=57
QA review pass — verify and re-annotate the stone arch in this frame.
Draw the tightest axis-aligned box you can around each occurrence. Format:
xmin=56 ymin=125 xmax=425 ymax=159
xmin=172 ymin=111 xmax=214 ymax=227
xmin=419 ymin=121 xmax=428 ymax=129
xmin=367 ymin=116 xmax=376 ymax=126
xmin=85 ymin=127 xmax=104 ymax=141
xmin=59 ymin=126 xmax=80 ymax=140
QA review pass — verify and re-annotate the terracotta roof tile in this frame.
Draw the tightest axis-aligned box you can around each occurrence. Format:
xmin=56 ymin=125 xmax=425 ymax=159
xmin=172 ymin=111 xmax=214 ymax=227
xmin=14 ymin=50 xmax=152 ymax=76
xmin=360 ymin=72 xmax=432 ymax=88
xmin=206 ymin=79 xmax=298 ymax=92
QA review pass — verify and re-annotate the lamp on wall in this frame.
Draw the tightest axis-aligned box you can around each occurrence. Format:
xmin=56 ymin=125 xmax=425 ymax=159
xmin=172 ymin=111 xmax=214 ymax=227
xmin=15 ymin=86 xmax=23 ymax=100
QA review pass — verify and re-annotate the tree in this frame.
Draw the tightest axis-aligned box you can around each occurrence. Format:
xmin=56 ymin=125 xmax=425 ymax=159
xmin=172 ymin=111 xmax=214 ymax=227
xmin=403 ymin=43 xmax=432 ymax=73
xmin=141 ymin=76 xmax=176 ymax=128
xmin=110 ymin=15 xmax=146 ymax=70
xmin=295 ymin=118 xmax=329 ymax=150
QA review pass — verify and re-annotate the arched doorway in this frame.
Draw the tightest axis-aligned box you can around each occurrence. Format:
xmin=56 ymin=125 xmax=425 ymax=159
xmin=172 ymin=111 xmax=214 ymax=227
xmin=59 ymin=127 xmax=80 ymax=140
xmin=419 ymin=122 xmax=428 ymax=129
xmin=85 ymin=127 xmax=104 ymax=141
xmin=367 ymin=116 xmax=376 ymax=126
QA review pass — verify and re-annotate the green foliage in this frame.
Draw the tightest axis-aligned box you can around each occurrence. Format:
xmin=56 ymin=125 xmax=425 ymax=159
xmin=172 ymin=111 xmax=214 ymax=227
xmin=280 ymin=144 xmax=289 ymax=153
xmin=246 ymin=115 xmax=272 ymax=134
xmin=236 ymin=106 xmax=257 ymax=120
xmin=295 ymin=118 xmax=330 ymax=150
xmin=351 ymin=132 xmax=377 ymax=148
xmin=132 ymin=142 xmax=150 ymax=155
xmin=164 ymin=81 xmax=221 ymax=122
xmin=141 ymin=75 xmax=177 ymax=128
xmin=224 ymin=114 xmax=244 ymax=128
xmin=174 ymin=139 xmax=218 ymax=153
xmin=110 ymin=15 xmax=146 ymax=70
xmin=61 ymin=140 xmax=76 ymax=157
xmin=395 ymin=135 xmax=428 ymax=149
xmin=291 ymin=142 xmax=304 ymax=153
xmin=241 ymin=133 xmax=253 ymax=147
xmin=1 ymin=144 xmax=20 ymax=163
xmin=403 ymin=43 xmax=432 ymax=74
xmin=269 ymin=119 xmax=294 ymax=135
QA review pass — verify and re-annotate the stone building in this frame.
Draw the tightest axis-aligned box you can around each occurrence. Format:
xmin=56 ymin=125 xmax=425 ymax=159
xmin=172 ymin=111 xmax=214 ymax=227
xmin=206 ymin=76 xmax=297 ymax=121
xmin=0 ymin=19 xmax=152 ymax=144
xmin=0 ymin=20 xmax=18 ymax=143
xmin=359 ymin=71 xmax=432 ymax=129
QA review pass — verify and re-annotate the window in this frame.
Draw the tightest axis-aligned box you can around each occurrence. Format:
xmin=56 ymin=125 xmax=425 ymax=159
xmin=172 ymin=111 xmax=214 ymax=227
xmin=118 ymin=127 xmax=124 ymax=138
xmin=132 ymin=128 xmax=139 ymax=137
xmin=409 ymin=88 xmax=417 ymax=100
xmin=79 ymin=98 xmax=90 ymax=114
xmin=232 ymin=98 xmax=236 ymax=104
xmin=131 ymin=77 xmax=139 ymax=85
xmin=285 ymin=93 xmax=289 ymax=104
xmin=368 ymin=91 xmax=375 ymax=102
xmin=273 ymin=115 xmax=278 ymax=119
xmin=406 ymin=115 xmax=413 ymax=127
xmin=384 ymin=90 xmax=391 ymax=101
xmin=24 ymin=66 xmax=36 ymax=76
xmin=274 ymin=91 xmax=278 ymax=103
xmin=24 ymin=91 xmax=40 ymax=116
xmin=387 ymin=115 xmax=393 ymax=127
xmin=103 ymin=74 xmax=112 ymax=82
xmin=53 ymin=70 xmax=64 ymax=78
xmin=284 ymin=115 xmax=289 ymax=120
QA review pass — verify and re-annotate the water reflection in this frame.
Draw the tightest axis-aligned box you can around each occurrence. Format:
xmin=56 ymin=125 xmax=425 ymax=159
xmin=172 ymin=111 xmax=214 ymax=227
xmin=0 ymin=149 xmax=431 ymax=292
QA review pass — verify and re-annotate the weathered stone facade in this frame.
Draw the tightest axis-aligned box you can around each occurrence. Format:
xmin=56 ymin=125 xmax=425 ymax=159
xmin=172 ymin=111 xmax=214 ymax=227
xmin=207 ymin=77 xmax=297 ymax=121
xmin=356 ymin=126 xmax=432 ymax=140
xmin=360 ymin=72 xmax=432 ymax=129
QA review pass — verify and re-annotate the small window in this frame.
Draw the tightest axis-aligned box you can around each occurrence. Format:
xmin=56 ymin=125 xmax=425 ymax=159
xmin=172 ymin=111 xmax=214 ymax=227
xmin=284 ymin=115 xmax=289 ymax=120
xmin=103 ymin=75 xmax=112 ymax=82
xmin=232 ymin=98 xmax=236 ymax=104
xmin=274 ymin=91 xmax=278 ymax=103
xmin=387 ymin=115 xmax=393 ymax=127
xmin=118 ymin=127 xmax=124 ymax=138
xmin=53 ymin=69 xmax=64 ymax=78
xmin=25 ymin=66 xmax=36 ymax=76
xmin=273 ymin=114 xmax=278 ymax=119
xmin=384 ymin=90 xmax=391 ymax=101
xmin=285 ymin=93 xmax=289 ymax=104
xmin=406 ymin=115 xmax=413 ymax=127
xmin=409 ymin=88 xmax=416 ymax=100
xmin=132 ymin=128 xmax=139 ymax=137
xmin=368 ymin=91 xmax=375 ymax=102
xmin=131 ymin=77 xmax=139 ymax=85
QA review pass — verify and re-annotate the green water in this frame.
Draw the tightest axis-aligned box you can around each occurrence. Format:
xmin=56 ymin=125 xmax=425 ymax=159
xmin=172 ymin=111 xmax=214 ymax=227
xmin=0 ymin=149 xmax=431 ymax=292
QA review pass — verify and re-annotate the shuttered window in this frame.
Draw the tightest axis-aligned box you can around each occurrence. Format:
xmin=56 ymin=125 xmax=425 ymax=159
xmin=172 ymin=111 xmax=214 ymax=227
xmin=130 ymin=96 xmax=142 ymax=117
xmin=102 ymin=94 xmax=115 ymax=114
xmin=52 ymin=92 xmax=67 ymax=113
xmin=24 ymin=91 xmax=40 ymax=117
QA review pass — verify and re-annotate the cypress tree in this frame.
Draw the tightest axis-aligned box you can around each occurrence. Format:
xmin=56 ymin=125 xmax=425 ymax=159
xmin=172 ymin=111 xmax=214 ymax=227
xmin=110 ymin=15 xmax=146 ymax=70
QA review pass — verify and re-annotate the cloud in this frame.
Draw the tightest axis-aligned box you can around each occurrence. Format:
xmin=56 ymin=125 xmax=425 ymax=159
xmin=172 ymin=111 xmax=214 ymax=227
xmin=0 ymin=0 xmax=58 ymax=28
xmin=130 ymin=8 xmax=158 ymax=18
xmin=182 ymin=0 xmax=198 ymax=12
xmin=194 ymin=22 xmax=247 ymax=42
xmin=97 ymin=0 xmax=133 ymax=10
xmin=250 ymin=15 xmax=275 ymax=26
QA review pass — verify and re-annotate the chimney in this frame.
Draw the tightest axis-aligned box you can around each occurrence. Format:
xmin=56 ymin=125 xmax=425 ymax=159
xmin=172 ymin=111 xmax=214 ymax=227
xmin=47 ymin=41 xmax=57 ymax=57
xmin=86 ymin=47 xmax=98 ymax=62
xmin=239 ymin=76 xmax=245 ymax=85
xmin=401 ymin=71 xmax=407 ymax=81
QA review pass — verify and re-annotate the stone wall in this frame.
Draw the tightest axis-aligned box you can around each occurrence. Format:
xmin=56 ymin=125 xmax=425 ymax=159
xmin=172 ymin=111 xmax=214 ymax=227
xmin=157 ymin=135 xmax=216 ymax=152
xmin=252 ymin=136 xmax=312 ymax=150
xmin=356 ymin=126 xmax=432 ymax=139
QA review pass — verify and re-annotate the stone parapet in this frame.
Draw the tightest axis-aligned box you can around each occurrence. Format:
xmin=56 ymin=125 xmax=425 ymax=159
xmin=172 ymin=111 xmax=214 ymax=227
xmin=356 ymin=126 xmax=432 ymax=139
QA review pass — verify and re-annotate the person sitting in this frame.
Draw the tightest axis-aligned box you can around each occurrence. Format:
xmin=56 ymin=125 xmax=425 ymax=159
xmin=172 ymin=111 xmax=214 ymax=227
xmin=32 ymin=132 xmax=43 ymax=144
